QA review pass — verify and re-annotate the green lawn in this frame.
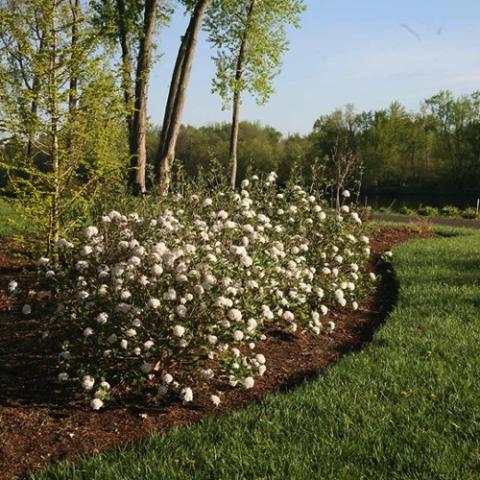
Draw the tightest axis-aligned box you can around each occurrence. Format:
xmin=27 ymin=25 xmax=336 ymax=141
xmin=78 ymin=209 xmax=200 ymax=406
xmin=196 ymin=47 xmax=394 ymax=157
xmin=35 ymin=229 xmax=480 ymax=479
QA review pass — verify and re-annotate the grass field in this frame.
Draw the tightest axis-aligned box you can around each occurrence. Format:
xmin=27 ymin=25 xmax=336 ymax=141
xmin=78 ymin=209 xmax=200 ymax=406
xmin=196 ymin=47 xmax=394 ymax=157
xmin=32 ymin=229 xmax=480 ymax=479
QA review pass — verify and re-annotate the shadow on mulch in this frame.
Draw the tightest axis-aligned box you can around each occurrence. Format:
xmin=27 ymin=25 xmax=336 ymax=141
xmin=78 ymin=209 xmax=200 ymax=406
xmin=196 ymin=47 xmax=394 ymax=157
xmin=0 ymin=227 xmax=434 ymax=480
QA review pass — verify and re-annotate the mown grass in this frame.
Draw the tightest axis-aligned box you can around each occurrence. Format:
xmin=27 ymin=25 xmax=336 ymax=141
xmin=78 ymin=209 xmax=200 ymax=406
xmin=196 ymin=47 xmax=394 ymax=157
xmin=34 ymin=230 xmax=480 ymax=479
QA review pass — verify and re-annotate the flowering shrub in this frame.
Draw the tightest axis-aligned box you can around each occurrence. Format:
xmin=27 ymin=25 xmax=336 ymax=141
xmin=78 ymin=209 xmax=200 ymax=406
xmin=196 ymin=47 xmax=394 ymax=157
xmin=11 ymin=174 xmax=374 ymax=409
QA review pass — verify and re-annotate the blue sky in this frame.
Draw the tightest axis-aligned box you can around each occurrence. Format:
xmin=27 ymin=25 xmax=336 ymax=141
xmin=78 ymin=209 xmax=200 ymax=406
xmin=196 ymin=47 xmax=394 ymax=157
xmin=147 ymin=0 xmax=480 ymax=135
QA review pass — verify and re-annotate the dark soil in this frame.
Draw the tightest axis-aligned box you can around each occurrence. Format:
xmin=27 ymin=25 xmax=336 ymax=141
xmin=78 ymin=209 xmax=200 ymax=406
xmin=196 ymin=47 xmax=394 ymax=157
xmin=0 ymin=227 xmax=435 ymax=480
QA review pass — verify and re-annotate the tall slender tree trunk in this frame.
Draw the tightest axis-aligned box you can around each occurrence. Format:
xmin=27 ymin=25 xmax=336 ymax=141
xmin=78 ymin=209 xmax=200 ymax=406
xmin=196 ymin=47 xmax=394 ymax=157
xmin=157 ymin=25 xmax=191 ymax=163
xmin=66 ymin=0 xmax=80 ymax=156
xmin=47 ymin=0 xmax=59 ymax=253
xmin=155 ymin=0 xmax=210 ymax=194
xmin=228 ymin=0 xmax=255 ymax=188
xmin=129 ymin=0 xmax=158 ymax=194
xmin=116 ymin=0 xmax=134 ymax=132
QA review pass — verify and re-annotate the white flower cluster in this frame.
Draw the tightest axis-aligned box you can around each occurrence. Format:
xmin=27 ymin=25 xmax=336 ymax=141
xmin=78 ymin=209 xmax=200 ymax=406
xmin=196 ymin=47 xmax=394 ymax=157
xmin=15 ymin=175 xmax=373 ymax=409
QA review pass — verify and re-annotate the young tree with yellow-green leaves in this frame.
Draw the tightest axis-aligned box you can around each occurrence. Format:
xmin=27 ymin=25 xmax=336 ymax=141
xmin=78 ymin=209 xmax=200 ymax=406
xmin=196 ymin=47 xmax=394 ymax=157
xmin=0 ymin=0 xmax=125 ymax=250
xmin=205 ymin=0 xmax=304 ymax=187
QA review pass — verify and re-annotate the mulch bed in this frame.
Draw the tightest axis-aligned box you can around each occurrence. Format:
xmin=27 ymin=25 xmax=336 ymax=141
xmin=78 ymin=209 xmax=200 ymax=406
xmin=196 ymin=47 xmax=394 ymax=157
xmin=0 ymin=226 xmax=435 ymax=480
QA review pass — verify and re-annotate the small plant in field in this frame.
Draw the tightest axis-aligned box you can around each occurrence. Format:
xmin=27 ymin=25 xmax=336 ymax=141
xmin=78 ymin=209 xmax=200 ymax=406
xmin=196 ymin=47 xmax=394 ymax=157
xmin=398 ymin=206 xmax=414 ymax=216
xmin=440 ymin=205 xmax=460 ymax=217
xmin=417 ymin=205 xmax=439 ymax=217
xmin=461 ymin=208 xmax=478 ymax=219
xmin=10 ymin=174 xmax=374 ymax=409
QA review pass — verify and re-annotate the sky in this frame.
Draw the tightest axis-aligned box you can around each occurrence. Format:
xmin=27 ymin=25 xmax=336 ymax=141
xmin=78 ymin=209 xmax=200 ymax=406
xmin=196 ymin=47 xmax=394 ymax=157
xmin=147 ymin=0 xmax=480 ymax=136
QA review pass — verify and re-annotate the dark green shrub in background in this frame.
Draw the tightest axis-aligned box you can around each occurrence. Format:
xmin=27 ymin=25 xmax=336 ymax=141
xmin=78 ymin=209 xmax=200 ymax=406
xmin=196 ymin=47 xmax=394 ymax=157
xmin=417 ymin=205 xmax=439 ymax=217
xmin=461 ymin=208 xmax=478 ymax=219
xmin=440 ymin=205 xmax=461 ymax=217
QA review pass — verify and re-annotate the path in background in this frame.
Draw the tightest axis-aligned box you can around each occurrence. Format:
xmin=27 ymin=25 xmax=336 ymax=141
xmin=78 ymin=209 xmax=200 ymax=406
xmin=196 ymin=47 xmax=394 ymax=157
xmin=372 ymin=213 xmax=480 ymax=229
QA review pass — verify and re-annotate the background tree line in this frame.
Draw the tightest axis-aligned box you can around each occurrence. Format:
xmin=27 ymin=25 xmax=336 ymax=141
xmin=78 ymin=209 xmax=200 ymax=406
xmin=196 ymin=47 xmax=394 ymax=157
xmin=145 ymin=90 xmax=480 ymax=196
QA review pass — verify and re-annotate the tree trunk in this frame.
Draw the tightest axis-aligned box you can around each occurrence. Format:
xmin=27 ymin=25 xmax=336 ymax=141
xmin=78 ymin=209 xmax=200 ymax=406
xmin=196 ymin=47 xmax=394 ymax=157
xmin=155 ymin=0 xmax=210 ymax=194
xmin=66 ymin=0 xmax=80 ymax=157
xmin=116 ymin=0 xmax=134 ymax=132
xmin=228 ymin=0 xmax=255 ymax=188
xmin=157 ymin=24 xmax=191 ymax=163
xmin=47 ymin=0 xmax=59 ymax=253
xmin=128 ymin=0 xmax=158 ymax=195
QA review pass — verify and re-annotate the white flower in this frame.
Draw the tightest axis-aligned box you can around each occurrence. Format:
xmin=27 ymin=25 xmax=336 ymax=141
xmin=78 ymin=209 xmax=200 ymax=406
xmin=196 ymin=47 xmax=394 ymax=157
xmin=385 ymin=250 xmax=393 ymax=258
xmin=36 ymin=257 xmax=50 ymax=267
xmin=247 ymin=318 xmax=257 ymax=332
xmin=282 ymin=311 xmax=294 ymax=322
xmin=369 ymin=272 xmax=377 ymax=281
xmin=55 ymin=238 xmax=73 ymax=249
xmin=201 ymin=368 xmax=214 ymax=380
xmin=81 ymin=375 xmax=95 ymax=391
xmin=100 ymin=381 xmax=111 ymax=390
xmin=45 ymin=270 xmax=55 ymax=279
xmin=77 ymin=291 xmax=89 ymax=301
xmin=144 ymin=340 xmax=154 ymax=350
xmin=342 ymin=190 xmax=351 ymax=198
xmin=228 ymin=308 xmax=242 ymax=322
xmin=162 ymin=373 xmax=173 ymax=384
xmin=233 ymin=330 xmax=244 ymax=342
xmin=128 ymin=256 xmax=141 ymax=267
xmin=176 ymin=305 xmax=187 ymax=317
xmin=320 ymin=304 xmax=328 ymax=315
xmin=120 ymin=290 xmax=132 ymax=301
xmin=80 ymin=245 xmax=93 ymax=256
xmin=8 ymin=280 xmax=18 ymax=292
xmin=173 ymin=325 xmax=186 ymax=337
xmin=126 ymin=328 xmax=136 ymax=337
xmin=243 ymin=377 xmax=255 ymax=389
xmin=208 ymin=335 xmax=218 ymax=345
xmin=83 ymin=327 xmax=93 ymax=337
xmin=90 ymin=398 xmax=104 ymax=410
xmin=151 ymin=264 xmax=163 ymax=276
xmin=210 ymin=394 xmax=221 ymax=406
xmin=327 ymin=321 xmax=335 ymax=333
xmin=255 ymin=353 xmax=266 ymax=365
xmin=148 ymin=298 xmax=161 ymax=309
xmin=240 ymin=255 xmax=253 ymax=267
xmin=84 ymin=226 xmax=99 ymax=239
xmin=181 ymin=387 xmax=193 ymax=402
xmin=22 ymin=304 xmax=31 ymax=315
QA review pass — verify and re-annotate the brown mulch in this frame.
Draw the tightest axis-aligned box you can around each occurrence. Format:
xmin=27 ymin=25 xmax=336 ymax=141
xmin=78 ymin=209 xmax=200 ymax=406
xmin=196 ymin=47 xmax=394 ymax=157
xmin=0 ymin=226 xmax=436 ymax=480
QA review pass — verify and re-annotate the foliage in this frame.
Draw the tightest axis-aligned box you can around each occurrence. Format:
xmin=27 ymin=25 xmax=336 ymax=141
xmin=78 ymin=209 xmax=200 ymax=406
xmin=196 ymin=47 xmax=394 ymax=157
xmin=35 ymin=230 xmax=480 ymax=480
xmin=461 ymin=207 xmax=478 ymax=219
xmin=440 ymin=205 xmax=460 ymax=217
xmin=417 ymin=205 xmax=439 ymax=217
xmin=0 ymin=0 xmax=127 ymax=243
xmin=205 ymin=0 xmax=304 ymax=108
xmin=11 ymin=174 xmax=372 ymax=409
